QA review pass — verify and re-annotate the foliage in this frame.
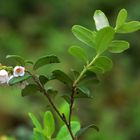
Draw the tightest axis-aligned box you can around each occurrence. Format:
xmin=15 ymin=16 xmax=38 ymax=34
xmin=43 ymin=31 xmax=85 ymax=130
xmin=0 ymin=8 xmax=140 ymax=140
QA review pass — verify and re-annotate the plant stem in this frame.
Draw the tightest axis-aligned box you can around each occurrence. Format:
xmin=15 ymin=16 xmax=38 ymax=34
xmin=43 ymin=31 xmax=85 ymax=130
xmin=69 ymin=85 xmax=76 ymax=126
xmin=30 ymin=73 xmax=76 ymax=140
xmin=73 ymin=54 xmax=99 ymax=86
xmin=68 ymin=54 xmax=99 ymax=138
xmin=29 ymin=54 xmax=99 ymax=140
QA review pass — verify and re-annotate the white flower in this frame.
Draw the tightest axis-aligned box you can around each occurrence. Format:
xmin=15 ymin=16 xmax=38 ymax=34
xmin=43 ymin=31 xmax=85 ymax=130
xmin=0 ymin=69 xmax=9 ymax=84
xmin=13 ymin=66 xmax=25 ymax=77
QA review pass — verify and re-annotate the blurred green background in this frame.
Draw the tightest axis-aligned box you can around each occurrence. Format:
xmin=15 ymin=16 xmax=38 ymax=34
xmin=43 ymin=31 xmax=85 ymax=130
xmin=0 ymin=0 xmax=140 ymax=140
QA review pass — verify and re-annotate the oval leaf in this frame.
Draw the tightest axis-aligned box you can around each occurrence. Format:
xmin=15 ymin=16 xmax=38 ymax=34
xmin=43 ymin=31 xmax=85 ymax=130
xmin=52 ymin=70 xmax=73 ymax=86
xmin=57 ymin=121 xmax=80 ymax=140
xmin=33 ymin=55 xmax=60 ymax=70
xmin=80 ymin=71 xmax=100 ymax=84
xmin=44 ymin=111 xmax=55 ymax=139
xmin=75 ymin=86 xmax=92 ymax=98
xmin=8 ymin=73 xmax=31 ymax=86
xmin=116 ymin=21 xmax=140 ymax=33
xmin=28 ymin=113 xmax=43 ymax=132
xmin=72 ymin=25 xmax=96 ymax=48
xmin=68 ymin=46 xmax=88 ymax=63
xmin=95 ymin=27 xmax=115 ymax=54
xmin=94 ymin=10 xmax=109 ymax=30
xmin=115 ymin=9 xmax=127 ymax=30
xmin=89 ymin=56 xmax=113 ymax=73
xmin=76 ymin=124 xmax=99 ymax=138
xmin=88 ymin=66 xmax=104 ymax=74
xmin=21 ymin=84 xmax=39 ymax=96
xmin=109 ymin=40 xmax=129 ymax=53
xmin=6 ymin=55 xmax=25 ymax=66
xmin=33 ymin=130 xmax=47 ymax=140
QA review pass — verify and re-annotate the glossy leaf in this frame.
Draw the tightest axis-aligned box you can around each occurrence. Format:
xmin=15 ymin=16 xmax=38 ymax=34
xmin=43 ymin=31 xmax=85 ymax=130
xmin=115 ymin=9 xmax=127 ymax=29
xmin=6 ymin=55 xmax=25 ymax=66
xmin=76 ymin=124 xmax=99 ymax=138
xmin=28 ymin=113 xmax=43 ymax=132
xmin=95 ymin=27 xmax=115 ymax=54
xmin=52 ymin=70 xmax=73 ymax=86
xmin=44 ymin=111 xmax=55 ymax=139
xmin=8 ymin=73 xmax=31 ymax=86
xmin=89 ymin=56 xmax=113 ymax=73
xmin=33 ymin=55 xmax=60 ymax=70
xmin=75 ymin=86 xmax=92 ymax=98
xmin=94 ymin=10 xmax=109 ymax=30
xmin=109 ymin=40 xmax=129 ymax=53
xmin=68 ymin=46 xmax=88 ymax=63
xmin=116 ymin=21 xmax=140 ymax=33
xmin=57 ymin=121 xmax=80 ymax=140
xmin=21 ymin=84 xmax=39 ymax=96
xmin=72 ymin=25 xmax=96 ymax=48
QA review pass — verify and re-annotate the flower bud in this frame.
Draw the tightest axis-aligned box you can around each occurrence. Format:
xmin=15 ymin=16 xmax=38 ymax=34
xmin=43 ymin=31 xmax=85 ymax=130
xmin=0 ymin=69 xmax=9 ymax=84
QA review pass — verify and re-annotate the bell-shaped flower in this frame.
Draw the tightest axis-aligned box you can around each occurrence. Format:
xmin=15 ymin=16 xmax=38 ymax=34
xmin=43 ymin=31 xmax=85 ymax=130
xmin=0 ymin=69 xmax=9 ymax=84
xmin=13 ymin=66 xmax=25 ymax=77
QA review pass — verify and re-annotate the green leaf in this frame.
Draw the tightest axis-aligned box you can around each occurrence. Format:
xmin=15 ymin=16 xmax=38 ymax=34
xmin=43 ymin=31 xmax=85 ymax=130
xmin=8 ymin=73 xmax=31 ymax=86
xmin=109 ymin=40 xmax=129 ymax=53
xmin=81 ymin=71 xmax=97 ymax=80
xmin=93 ymin=10 xmax=109 ymax=30
xmin=89 ymin=56 xmax=113 ymax=73
xmin=33 ymin=55 xmax=60 ymax=70
xmin=95 ymin=27 xmax=115 ymax=54
xmin=21 ymin=84 xmax=39 ymax=96
xmin=6 ymin=55 xmax=25 ymax=66
xmin=25 ymin=60 xmax=34 ymax=65
xmin=33 ymin=129 xmax=47 ymax=140
xmin=68 ymin=46 xmax=88 ymax=63
xmin=62 ymin=95 xmax=71 ymax=104
xmin=47 ymin=87 xmax=58 ymax=97
xmin=115 ymin=9 xmax=127 ymax=29
xmin=39 ymin=75 xmax=49 ymax=86
xmin=76 ymin=124 xmax=99 ymax=138
xmin=57 ymin=121 xmax=80 ymax=140
xmin=44 ymin=111 xmax=55 ymax=139
xmin=28 ymin=113 xmax=43 ymax=132
xmin=81 ymin=71 xmax=99 ymax=83
xmin=88 ymin=66 xmax=104 ymax=74
xmin=52 ymin=70 xmax=73 ymax=86
xmin=116 ymin=21 xmax=140 ymax=33
xmin=72 ymin=25 xmax=96 ymax=48
xmin=75 ymin=86 xmax=92 ymax=98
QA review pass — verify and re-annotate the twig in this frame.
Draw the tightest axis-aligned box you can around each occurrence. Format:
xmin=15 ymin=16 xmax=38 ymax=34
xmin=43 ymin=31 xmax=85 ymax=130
xmin=30 ymin=72 xmax=76 ymax=140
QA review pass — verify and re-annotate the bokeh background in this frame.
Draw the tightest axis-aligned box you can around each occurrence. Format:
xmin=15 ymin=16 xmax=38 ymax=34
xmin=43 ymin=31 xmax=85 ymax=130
xmin=0 ymin=0 xmax=140 ymax=140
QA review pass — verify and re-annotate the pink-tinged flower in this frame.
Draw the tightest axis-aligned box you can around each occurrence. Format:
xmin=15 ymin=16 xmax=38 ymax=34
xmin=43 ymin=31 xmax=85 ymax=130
xmin=13 ymin=66 xmax=25 ymax=77
xmin=0 ymin=69 xmax=9 ymax=84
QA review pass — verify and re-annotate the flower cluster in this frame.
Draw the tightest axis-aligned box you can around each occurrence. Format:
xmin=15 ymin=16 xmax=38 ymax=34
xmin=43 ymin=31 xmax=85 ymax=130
xmin=0 ymin=66 xmax=25 ymax=85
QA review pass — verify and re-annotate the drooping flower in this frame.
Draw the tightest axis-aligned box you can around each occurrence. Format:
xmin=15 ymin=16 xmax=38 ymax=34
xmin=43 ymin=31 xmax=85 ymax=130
xmin=13 ymin=66 xmax=25 ymax=77
xmin=0 ymin=69 xmax=9 ymax=84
